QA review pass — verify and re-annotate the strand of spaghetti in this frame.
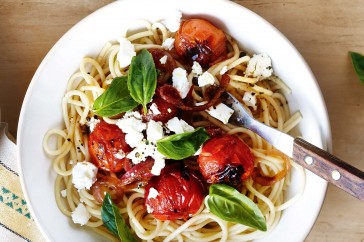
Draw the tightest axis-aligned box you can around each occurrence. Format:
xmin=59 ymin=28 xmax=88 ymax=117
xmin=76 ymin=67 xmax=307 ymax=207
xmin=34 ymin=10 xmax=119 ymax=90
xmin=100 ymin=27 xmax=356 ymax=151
xmin=127 ymin=30 xmax=154 ymax=42
xmin=229 ymin=74 xmax=257 ymax=84
xmin=272 ymin=92 xmax=290 ymax=120
xmin=283 ymin=111 xmax=302 ymax=133
xmin=276 ymin=161 xmax=306 ymax=211
xmin=226 ymin=55 xmax=250 ymax=71
xmin=260 ymin=94 xmax=284 ymax=130
xmin=63 ymin=90 xmax=90 ymax=125
xmin=164 ymin=213 xmax=228 ymax=242
xmin=43 ymin=129 xmax=71 ymax=156
xmin=107 ymin=45 xmax=122 ymax=78
xmin=151 ymin=22 xmax=169 ymax=44
xmin=269 ymin=75 xmax=291 ymax=94
xmin=80 ymin=57 xmax=105 ymax=85
xmin=54 ymin=175 xmax=72 ymax=216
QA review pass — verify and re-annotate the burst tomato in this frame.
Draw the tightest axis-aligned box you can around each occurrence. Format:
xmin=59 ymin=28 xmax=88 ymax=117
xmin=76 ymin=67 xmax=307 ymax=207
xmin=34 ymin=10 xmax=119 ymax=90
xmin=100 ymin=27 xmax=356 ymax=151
xmin=144 ymin=165 xmax=205 ymax=220
xmin=88 ymin=120 xmax=131 ymax=172
xmin=142 ymin=95 xmax=179 ymax=124
xmin=197 ymin=134 xmax=254 ymax=187
xmin=174 ymin=18 xmax=227 ymax=67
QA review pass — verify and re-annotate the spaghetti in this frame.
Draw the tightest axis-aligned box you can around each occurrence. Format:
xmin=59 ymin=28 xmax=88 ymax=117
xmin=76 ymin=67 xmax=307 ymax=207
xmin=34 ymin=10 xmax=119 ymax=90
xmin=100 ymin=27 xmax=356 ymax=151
xmin=43 ymin=17 xmax=305 ymax=242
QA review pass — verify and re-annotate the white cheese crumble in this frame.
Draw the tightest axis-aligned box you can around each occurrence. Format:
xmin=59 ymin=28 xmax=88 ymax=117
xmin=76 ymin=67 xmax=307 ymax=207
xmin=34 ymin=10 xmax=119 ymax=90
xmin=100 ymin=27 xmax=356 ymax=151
xmin=207 ymin=103 xmax=234 ymax=124
xmin=162 ymin=38 xmax=175 ymax=50
xmin=61 ymin=189 xmax=67 ymax=198
xmin=150 ymin=103 xmax=161 ymax=115
xmin=147 ymin=187 xmax=159 ymax=199
xmin=151 ymin=151 xmax=166 ymax=175
xmin=163 ymin=10 xmax=182 ymax=32
xmin=117 ymin=37 xmax=136 ymax=69
xmin=172 ymin=67 xmax=191 ymax=99
xmin=245 ymin=53 xmax=273 ymax=78
xmin=198 ymin=71 xmax=215 ymax=87
xmin=159 ymin=55 xmax=168 ymax=64
xmin=167 ymin=108 xmax=172 ymax=113
xmin=72 ymin=161 xmax=98 ymax=190
xmin=71 ymin=203 xmax=91 ymax=226
xmin=127 ymin=141 xmax=155 ymax=164
xmin=147 ymin=120 xmax=164 ymax=143
xmin=116 ymin=112 xmax=147 ymax=148
xmin=192 ymin=61 xmax=203 ymax=76
xmin=166 ymin=117 xmax=194 ymax=134
xmin=87 ymin=116 xmax=100 ymax=132
xmin=220 ymin=66 xmax=228 ymax=75
xmin=243 ymin=91 xmax=258 ymax=110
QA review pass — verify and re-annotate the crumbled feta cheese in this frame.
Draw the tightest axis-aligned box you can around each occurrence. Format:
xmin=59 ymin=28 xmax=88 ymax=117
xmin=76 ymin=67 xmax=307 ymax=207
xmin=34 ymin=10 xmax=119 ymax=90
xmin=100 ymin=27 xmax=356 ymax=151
xmin=116 ymin=113 xmax=147 ymax=148
xmin=61 ymin=189 xmax=67 ymax=198
xmin=220 ymin=66 xmax=228 ymax=75
xmin=117 ymin=37 xmax=136 ymax=68
xmin=114 ymin=149 xmax=126 ymax=159
xmin=147 ymin=187 xmax=159 ymax=199
xmin=125 ymin=129 xmax=144 ymax=148
xmin=162 ymin=38 xmax=175 ymax=50
xmin=159 ymin=55 xmax=168 ymax=64
xmin=245 ymin=53 xmax=273 ymax=78
xmin=172 ymin=67 xmax=191 ymax=99
xmin=243 ymin=91 xmax=258 ymax=110
xmin=127 ymin=141 xmax=155 ymax=164
xmin=198 ymin=71 xmax=215 ymax=87
xmin=150 ymin=103 xmax=161 ymax=115
xmin=87 ymin=116 xmax=100 ymax=132
xmin=166 ymin=117 xmax=194 ymax=134
xmin=167 ymin=108 xmax=172 ymax=113
xmin=147 ymin=120 xmax=164 ymax=143
xmin=163 ymin=10 xmax=182 ymax=32
xmin=192 ymin=61 xmax=203 ymax=76
xmin=71 ymin=203 xmax=91 ymax=226
xmin=207 ymin=103 xmax=234 ymax=124
xmin=72 ymin=161 xmax=98 ymax=190
xmin=146 ymin=204 xmax=153 ymax=213
xmin=151 ymin=151 xmax=166 ymax=175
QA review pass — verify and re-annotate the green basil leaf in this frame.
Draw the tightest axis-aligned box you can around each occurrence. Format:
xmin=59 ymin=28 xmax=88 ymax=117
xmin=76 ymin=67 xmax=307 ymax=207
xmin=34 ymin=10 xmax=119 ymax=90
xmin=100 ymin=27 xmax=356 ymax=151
xmin=93 ymin=76 xmax=138 ymax=117
xmin=349 ymin=51 xmax=364 ymax=83
xmin=156 ymin=127 xmax=210 ymax=160
xmin=206 ymin=184 xmax=267 ymax=231
xmin=128 ymin=49 xmax=157 ymax=114
xmin=101 ymin=193 xmax=138 ymax=242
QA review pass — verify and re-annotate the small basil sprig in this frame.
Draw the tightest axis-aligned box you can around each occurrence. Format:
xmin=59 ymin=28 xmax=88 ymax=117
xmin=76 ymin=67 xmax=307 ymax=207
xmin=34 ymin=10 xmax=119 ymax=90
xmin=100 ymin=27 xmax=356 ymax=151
xmin=93 ymin=76 xmax=138 ymax=117
xmin=128 ymin=49 xmax=157 ymax=114
xmin=157 ymin=127 xmax=210 ymax=160
xmin=205 ymin=184 xmax=267 ymax=231
xmin=101 ymin=193 xmax=138 ymax=242
xmin=349 ymin=51 xmax=364 ymax=83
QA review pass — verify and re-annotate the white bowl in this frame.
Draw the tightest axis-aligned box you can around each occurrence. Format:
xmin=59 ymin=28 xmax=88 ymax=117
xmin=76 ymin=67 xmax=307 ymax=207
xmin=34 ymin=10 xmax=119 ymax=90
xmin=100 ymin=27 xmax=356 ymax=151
xmin=17 ymin=0 xmax=331 ymax=241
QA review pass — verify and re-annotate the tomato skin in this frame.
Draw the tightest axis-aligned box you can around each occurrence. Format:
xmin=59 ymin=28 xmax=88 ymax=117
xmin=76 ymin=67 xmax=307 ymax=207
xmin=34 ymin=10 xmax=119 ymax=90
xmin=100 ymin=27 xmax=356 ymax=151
xmin=144 ymin=165 xmax=205 ymax=220
xmin=174 ymin=18 xmax=227 ymax=67
xmin=88 ymin=120 xmax=131 ymax=172
xmin=197 ymin=135 xmax=254 ymax=187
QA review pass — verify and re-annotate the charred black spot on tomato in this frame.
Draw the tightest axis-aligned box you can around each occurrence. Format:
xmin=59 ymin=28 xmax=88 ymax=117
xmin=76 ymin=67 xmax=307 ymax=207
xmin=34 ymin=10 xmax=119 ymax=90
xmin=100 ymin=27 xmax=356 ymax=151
xmin=215 ymin=164 xmax=245 ymax=188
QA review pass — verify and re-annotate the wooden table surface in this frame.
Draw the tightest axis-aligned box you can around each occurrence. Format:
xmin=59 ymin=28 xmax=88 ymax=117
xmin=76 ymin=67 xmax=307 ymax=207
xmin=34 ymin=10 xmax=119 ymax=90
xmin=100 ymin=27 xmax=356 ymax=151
xmin=1 ymin=0 xmax=363 ymax=241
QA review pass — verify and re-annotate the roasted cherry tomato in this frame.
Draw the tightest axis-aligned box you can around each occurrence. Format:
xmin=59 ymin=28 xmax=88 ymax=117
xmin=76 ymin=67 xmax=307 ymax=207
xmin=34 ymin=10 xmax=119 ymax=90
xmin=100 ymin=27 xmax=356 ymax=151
xmin=88 ymin=120 xmax=131 ymax=172
xmin=90 ymin=175 xmax=124 ymax=204
xmin=142 ymin=95 xmax=179 ymax=124
xmin=144 ymin=165 xmax=205 ymax=220
xmin=197 ymin=134 xmax=254 ymax=187
xmin=174 ymin=18 xmax=227 ymax=67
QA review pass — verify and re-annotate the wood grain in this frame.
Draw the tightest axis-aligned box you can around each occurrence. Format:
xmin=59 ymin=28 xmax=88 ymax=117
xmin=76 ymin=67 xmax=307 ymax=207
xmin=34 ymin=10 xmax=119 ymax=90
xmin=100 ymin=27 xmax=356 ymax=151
xmin=1 ymin=0 xmax=364 ymax=241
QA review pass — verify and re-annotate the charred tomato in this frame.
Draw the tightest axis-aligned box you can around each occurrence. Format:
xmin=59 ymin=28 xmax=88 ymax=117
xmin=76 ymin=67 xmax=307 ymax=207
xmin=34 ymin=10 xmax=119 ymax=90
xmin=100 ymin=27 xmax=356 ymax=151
xmin=174 ymin=18 xmax=227 ymax=67
xmin=144 ymin=165 xmax=205 ymax=220
xmin=197 ymin=134 xmax=254 ymax=187
xmin=88 ymin=120 xmax=131 ymax=172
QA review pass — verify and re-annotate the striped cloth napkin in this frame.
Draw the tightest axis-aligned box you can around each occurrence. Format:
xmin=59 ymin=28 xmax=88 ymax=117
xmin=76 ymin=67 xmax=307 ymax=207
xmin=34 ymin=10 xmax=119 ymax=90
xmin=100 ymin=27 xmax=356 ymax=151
xmin=0 ymin=123 xmax=46 ymax=242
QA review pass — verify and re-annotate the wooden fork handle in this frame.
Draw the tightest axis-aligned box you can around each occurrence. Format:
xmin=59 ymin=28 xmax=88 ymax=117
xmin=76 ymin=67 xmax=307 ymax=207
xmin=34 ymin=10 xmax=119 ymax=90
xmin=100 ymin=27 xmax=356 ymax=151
xmin=293 ymin=137 xmax=364 ymax=201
